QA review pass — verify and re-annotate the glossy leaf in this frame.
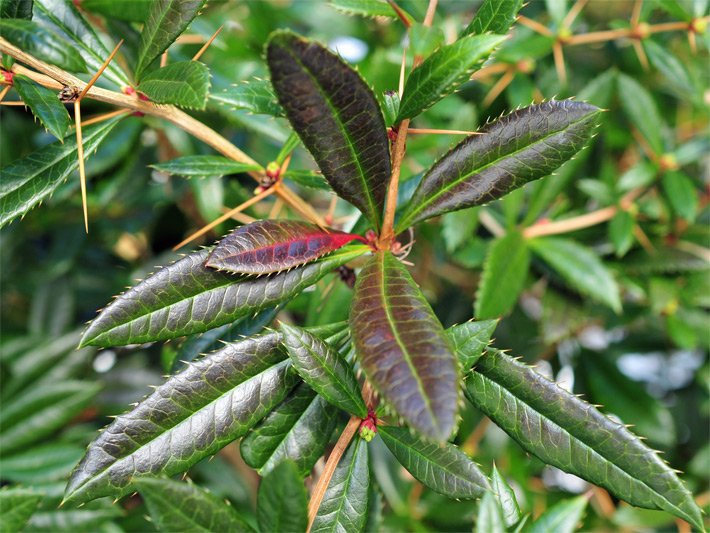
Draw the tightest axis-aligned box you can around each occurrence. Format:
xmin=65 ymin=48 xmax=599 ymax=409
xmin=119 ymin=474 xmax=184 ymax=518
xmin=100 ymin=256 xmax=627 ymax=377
xmin=136 ymin=478 xmax=255 ymax=532
xmin=378 ymin=426 xmax=490 ymax=498
xmin=396 ymin=34 xmax=506 ymax=121
xmin=475 ymin=492 xmax=506 ymax=533
xmin=447 ymin=319 xmax=498 ymax=371
xmin=138 ymin=60 xmax=211 ymax=109
xmin=462 ymin=0 xmax=524 ymax=36
xmin=0 ymin=116 xmax=122 ymax=228
xmin=209 ymin=79 xmax=284 ymax=117
xmin=256 ymin=461 xmax=308 ymax=533
xmin=397 ymin=101 xmax=601 ymax=229
xmin=617 ymin=72 xmax=664 ymax=155
xmin=0 ymin=0 xmax=32 ymax=19
xmin=134 ymin=0 xmax=206 ymax=80
xmin=12 ymin=75 xmax=71 ymax=141
xmin=464 ymin=349 xmax=703 ymax=530
xmin=329 ymin=0 xmax=412 ymax=21
xmin=80 ymin=0 xmax=151 ymax=22
xmin=492 ymin=465 xmax=521 ymax=528
xmin=312 ymin=438 xmax=369 ymax=533
xmin=475 ymin=231 xmax=529 ymax=319
xmin=80 ymin=245 xmax=368 ymax=347
xmin=529 ymin=237 xmax=621 ymax=312
xmin=528 ymin=495 xmax=587 ymax=533
xmin=350 ymin=252 xmax=459 ymax=442
xmin=267 ymin=30 xmax=391 ymax=230
xmin=207 ymin=220 xmax=366 ymax=276
xmin=661 ymin=171 xmax=698 ymax=222
xmin=64 ymin=333 xmax=298 ymax=505
xmin=0 ymin=19 xmax=86 ymax=72
xmin=240 ymin=383 xmax=338 ymax=476
xmin=0 ymin=489 xmax=42 ymax=533
xmin=151 ymin=155 xmax=262 ymax=177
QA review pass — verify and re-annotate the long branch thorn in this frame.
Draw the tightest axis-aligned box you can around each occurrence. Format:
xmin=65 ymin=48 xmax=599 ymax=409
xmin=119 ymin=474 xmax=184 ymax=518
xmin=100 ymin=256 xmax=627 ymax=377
xmin=563 ymin=0 xmax=588 ymax=28
xmin=0 ymin=84 xmax=10 ymax=102
xmin=518 ymin=15 xmax=554 ymax=37
xmin=386 ymin=0 xmax=412 ymax=28
xmin=81 ymin=108 xmax=130 ymax=127
xmin=74 ymin=100 xmax=89 ymax=233
xmin=0 ymin=100 xmax=24 ymax=106
xmin=408 ymin=128 xmax=482 ymax=135
xmin=398 ymin=47 xmax=407 ymax=98
xmin=632 ymin=39 xmax=649 ymax=70
xmin=553 ymin=41 xmax=567 ymax=85
xmin=483 ymin=69 xmax=515 ymax=107
xmin=631 ymin=0 xmax=642 ymax=27
xmin=192 ymin=25 xmax=224 ymax=61
xmin=78 ymin=39 xmax=123 ymax=102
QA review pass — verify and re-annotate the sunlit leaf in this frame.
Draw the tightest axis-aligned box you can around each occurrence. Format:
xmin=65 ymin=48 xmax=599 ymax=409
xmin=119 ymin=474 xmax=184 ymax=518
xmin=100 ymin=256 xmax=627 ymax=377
xmin=0 ymin=19 xmax=86 ymax=71
xmin=462 ymin=0 xmax=523 ymax=36
xmin=138 ymin=60 xmax=211 ymax=109
xmin=447 ymin=319 xmax=498 ymax=371
xmin=12 ymin=75 xmax=71 ymax=140
xmin=528 ymin=495 xmax=587 ymax=533
xmin=209 ymin=79 xmax=284 ymax=117
xmin=257 ymin=461 xmax=308 ymax=533
xmin=151 ymin=155 xmax=262 ymax=177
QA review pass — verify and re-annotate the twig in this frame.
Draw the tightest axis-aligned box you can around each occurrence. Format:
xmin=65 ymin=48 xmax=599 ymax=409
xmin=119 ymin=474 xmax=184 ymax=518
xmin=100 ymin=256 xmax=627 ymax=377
xmin=518 ymin=15 xmax=553 ymax=37
xmin=483 ymin=68 xmax=515 ymax=107
xmin=478 ymin=209 xmax=506 ymax=237
xmin=563 ymin=0 xmax=588 ymax=28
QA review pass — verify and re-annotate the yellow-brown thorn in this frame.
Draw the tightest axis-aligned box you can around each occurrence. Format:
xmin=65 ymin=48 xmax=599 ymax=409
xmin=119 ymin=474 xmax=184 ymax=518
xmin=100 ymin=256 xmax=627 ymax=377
xmin=192 ymin=25 xmax=224 ymax=62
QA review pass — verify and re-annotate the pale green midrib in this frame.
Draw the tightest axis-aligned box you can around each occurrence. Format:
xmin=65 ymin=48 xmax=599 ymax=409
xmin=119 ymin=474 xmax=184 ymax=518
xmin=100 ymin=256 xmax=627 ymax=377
xmin=377 ymin=254 xmax=440 ymax=434
xmin=283 ymin=46 xmax=382 ymax=229
xmin=321 ymin=440 xmax=360 ymax=526
xmin=474 ymin=367 xmax=696 ymax=523
xmin=400 ymin=111 xmax=597 ymax=229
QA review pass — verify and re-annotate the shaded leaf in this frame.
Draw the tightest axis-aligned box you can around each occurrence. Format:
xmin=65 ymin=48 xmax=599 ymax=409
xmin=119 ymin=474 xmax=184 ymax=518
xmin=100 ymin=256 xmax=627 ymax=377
xmin=240 ymin=383 xmax=338 ymax=476
xmin=0 ymin=444 xmax=84 ymax=484
xmin=136 ymin=478 xmax=254 ymax=532
xmin=267 ymin=30 xmax=391 ymax=230
xmin=622 ymin=246 xmax=709 ymax=275
xmin=529 ymin=237 xmax=621 ymax=312
xmin=464 ymin=349 xmax=703 ymax=530
xmin=350 ymin=252 xmax=459 ymax=442
xmin=0 ymin=489 xmax=42 ymax=533
xmin=207 ymin=220 xmax=365 ymax=276
xmin=64 ymin=332 xmax=298 ymax=505
xmin=447 ymin=319 xmax=498 ymax=371
xmin=0 ymin=0 xmax=32 ymax=19
xmin=528 ymin=495 xmax=587 ymax=533
xmin=284 ymin=169 xmax=331 ymax=191
xmin=396 ymin=34 xmax=506 ymax=121
xmin=80 ymin=245 xmax=368 ymax=347
xmin=138 ymin=60 xmax=211 ymax=109
xmin=545 ymin=0 xmax=568 ymax=23
xmin=257 ymin=461 xmax=308 ymax=533
xmin=617 ymin=72 xmax=664 ymax=155
xmin=25 ymin=507 xmax=123 ymax=532
xmin=329 ymin=0 xmax=412 ymax=21
xmin=378 ymin=426 xmax=489 ymax=498
xmin=312 ymin=438 xmax=369 ymax=533
xmin=12 ymin=74 xmax=71 ymax=140
xmin=475 ymin=492 xmax=506 ymax=533
xmin=0 ymin=116 xmax=122 ymax=228
xmin=382 ymin=90 xmax=400 ymax=127
xmin=80 ymin=0 xmax=151 ymax=22
xmin=209 ymin=79 xmax=284 ymax=117
xmin=475 ymin=231 xmax=529 ymax=319
xmin=0 ymin=19 xmax=86 ymax=71
xmin=151 ymin=155 xmax=262 ymax=177
xmin=661 ymin=171 xmax=698 ymax=222
xmin=644 ymin=40 xmax=695 ymax=96
xmin=462 ymin=0 xmax=523 ymax=36
xmin=135 ymin=0 xmax=206 ymax=80
xmin=492 ymin=465 xmax=521 ymax=528
xmin=609 ymin=210 xmax=634 ymax=257
xmin=397 ymin=101 xmax=601 ymax=229
xmin=409 ymin=23 xmax=445 ymax=58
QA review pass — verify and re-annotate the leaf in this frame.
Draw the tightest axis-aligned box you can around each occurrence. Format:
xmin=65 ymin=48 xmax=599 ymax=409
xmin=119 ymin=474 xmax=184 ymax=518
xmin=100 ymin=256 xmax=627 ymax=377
xmin=134 ymin=0 xmax=206 ymax=80
xmin=491 ymin=465 xmax=521 ymax=528
xmin=0 ymin=489 xmax=42 ymax=533
xmin=396 ymin=34 xmax=506 ymax=122
xmin=464 ymin=349 xmax=704 ymax=530
xmin=284 ymin=170 xmax=331 ymax=191
xmin=397 ymin=100 xmax=601 ymax=229
xmin=475 ymin=492 xmax=506 ymax=533
xmin=207 ymin=220 xmax=366 ymax=276
xmin=545 ymin=0 xmax=568 ymax=24
xmin=136 ymin=478 xmax=255 ymax=532
xmin=617 ymin=72 xmax=664 ymax=155
xmin=644 ymin=40 xmax=695 ymax=96
xmin=528 ymin=495 xmax=587 ymax=533
xmin=137 ymin=60 xmax=211 ymax=109
xmin=280 ymin=323 xmax=367 ymax=417
xmin=80 ymin=245 xmax=368 ymax=347
xmin=378 ymin=426 xmax=490 ymax=498
xmin=0 ymin=444 xmax=84 ymax=483
xmin=447 ymin=319 xmax=498 ymax=371
xmin=209 ymin=79 xmax=284 ymax=117
xmin=609 ymin=210 xmax=634 ymax=257
xmin=350 ymin=252 xmax=459 ymax=442
xmin=382 ymin=91 xmax=400 ymax=127
xmin=661 ymin=171 xmax=698 ymax=222
xmin=12 ymin=75 xmax=71 ymax=140
xmin=240 ymin=383 xmax=339 ymax=476
xmin=462 ymin=0 xmax=524 ymax=36
xmin=266 ymin=30 xmax=391 ymax=230
xmin=151 ymin=155 xmax=262 ymax=177
xmin=0 ymin=0 xmax=32 ymax=19
xmin=64 ymin=332 xmax=299 ymax=505
xmin=0 ymin=116 xmax=122 ymax=228
xmin=311 ymin=438 xmax=369 ymax=533
xmin=256 ymin=461 xmax=308 ymax=533
xmin=329 ymin=0 xmax=412 ymax=21
xmin=0 ymin=381 xmax=101 ymax=455
xmin=80 ymin=0 xmax=152 ymax=23
xmin=0 ymin=19 xmax=86 ymax=72
xmin=475 ymin=231 xmax=530 ymax=319
xmin=529 ymin=237 xmax=621 ymax=312
xmin=409 ymin=23 xmax=445 ymax=58
xmin=26 ymin=507 xmax=123 ymax=531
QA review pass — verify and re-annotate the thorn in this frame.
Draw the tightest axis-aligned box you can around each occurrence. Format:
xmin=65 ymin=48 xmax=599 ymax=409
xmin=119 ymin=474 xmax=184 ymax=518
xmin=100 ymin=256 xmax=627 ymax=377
xmin=193 ymin=25 xmax=224 ymax=61
xmin=73 ymin=101 xmax=89 ymax=233
xmin=78 ymin=40 xmax=124 ymax=102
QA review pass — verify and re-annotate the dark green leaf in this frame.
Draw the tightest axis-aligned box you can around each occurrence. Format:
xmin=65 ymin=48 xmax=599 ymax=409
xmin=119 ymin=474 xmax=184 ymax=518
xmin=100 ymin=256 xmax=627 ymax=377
xmin=80 ymin=0 xmax=151 ymax=22
xmin=12 ymin=75 xmax=71 ymax=140
xmin=622 ymin=246 xmax=709 ymax=275
xmin=0 ymin=19 xmax=85 ymax=71
xmin=329 ymin=0 xmax=412 ymax=21
xmin=138 ymin=60 xmax=210 ymax=109
xmin=475 ymin=231 xmax=529 ymax=319
xmin=0 ymin=0 xmax=32 ymax=20
xmin=151 ymin=155 xmax=262 ymax=177
xmin=64 ymin=332 xmax=298 ymax=505
xmin=528 ymin=495 xmax=587 ymax=533
xmin=378 ymin=426 xmax=490 ymax=498
xmin=257 ymin=461 xmax=308 ymax=533
xmin=0 ymin=116 xmax=122 ymax=228
xmin=462 ymin=0 xmax=523 ymax=36
xmin=240 ymin=383 xmax=338 ymax=476
xmin=661 ymin=171 xmax=698 ymax=222
xmin=136 ymin=477 xmax=254 ymax=532
xmin=350 ymin=252 xmax=459 ymax=442
xmin=397 ymin=101 xmax=601 ymax=228
xmin=280 ymin=323 xmax=367 ymax=417
xmin=491 ymin=465 xmax=521 ymax=528
xmin=0 ymin=444 xmax=84 ymax=483
xmin=529 ymin=237 xmax=621 ymax=312
xmin=617 ymin=72 xmax=664 ymax=155
xmin=266 ymin=30 xmax=391 ymax=230
xmin=0 ymin=489 xmax=42 ymax=533
xmin=644 ymin=40 xmax=695 ymax=96
xmin=447 ymin=319 xmax=498 ymax=371
xmin=382 ymin=91 xmax=400 ymax=127
xmin=209 ymin=79 xmax=284 ymax=117
xmin=475 ymin=492 xmax=506 ymax=533
xmin=312 ymin=438 xmax=369 ymax=533
xmin=609 ymin=210 xmax=634 ymax=257
xmin=135 ymin=0 xmax=206 ymax=80
xmin=80 ymin=245 xmax=367 ymax=347
xmin=652 ymin=0 xmax=692 ymax=21
xmin=464 ymin=349 xmax=703 ymax=530
xmin=396 ymin=34 xmax=506 ymax=121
